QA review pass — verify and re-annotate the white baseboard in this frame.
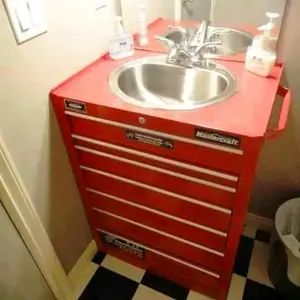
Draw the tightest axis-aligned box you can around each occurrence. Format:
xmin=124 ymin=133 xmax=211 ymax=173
xmin=68 ymin=240 xmax=98 ymax=300
xmin=246 ymin=213 xmax=274 ymax=231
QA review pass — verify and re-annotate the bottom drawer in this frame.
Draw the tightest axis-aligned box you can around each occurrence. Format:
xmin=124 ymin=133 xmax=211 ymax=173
xmin=91 ymin=209 xmax=224 ymax=273
xmin=94 ymin=228 xmax=219 ymax=299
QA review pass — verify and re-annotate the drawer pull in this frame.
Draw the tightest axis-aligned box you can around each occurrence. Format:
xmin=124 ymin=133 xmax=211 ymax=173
xmin=66 ymin=111 xmax=243 ymax=155
xmin=77 ymin=145 xmax=236 ymax=193
xmin=88 ymin=188 xmax=227 ymax=237
xmin=73 ymin=134 xmax=238 ymax=182
xmin=81 ymin=166 xmax=231 ymax=214
xmin=97 ymin=228 xmax=220 ymax=279
xmin=93 ymin=207 xmax=224 ymax=257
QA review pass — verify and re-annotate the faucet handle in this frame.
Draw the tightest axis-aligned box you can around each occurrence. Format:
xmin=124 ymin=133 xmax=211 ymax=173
xmin=167 ymin=26 xmax=189 ymax=46
xmin=155 ymin=35 xmax=178 ymax=50
xmin=168 ymin=25 xmax=186 ymax=32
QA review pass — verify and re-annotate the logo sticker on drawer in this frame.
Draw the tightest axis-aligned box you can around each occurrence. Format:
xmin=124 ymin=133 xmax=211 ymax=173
xmin=125 ymin=130 xmax=174 ymax=149
xmin=101 ymin=232 xmax=145 ymax=259
xmin=195 ymin=128 xmax=241 ymax=148
xmin=64 ymin=99 xmax=87 ymax=113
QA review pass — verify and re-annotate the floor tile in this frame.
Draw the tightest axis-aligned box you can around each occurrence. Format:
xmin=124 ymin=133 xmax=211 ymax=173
xmin=242 ymin=279 xmax=283 ymax=300
xmin=187 ymin=290 xmax=213 ymax=300
xmin=227 ymin=274 xmax=246 ymax=300
xmin=243 ymin=224 xmax=257 ymax=239
xmin=133 ymin=284 xmax=173 ymax=300
xmin=92 ymin=251 xmax=106 ymax=265
xmin=70 ymin=260 xmax=99 ymax=300
xmin=141 ymin=271 xmax=189 ymax=300
xmin=101 ymin=255 xmax=145 ymax=282
xmin=79 ymin=266 xmax=138 ymax=300
xmin=234 ymin=236 xmax=255 ymax=277
xmin=255 ymin=229 xmax=271 ymax=244
xmin=247 ymin=240 xmax=274 ymax=288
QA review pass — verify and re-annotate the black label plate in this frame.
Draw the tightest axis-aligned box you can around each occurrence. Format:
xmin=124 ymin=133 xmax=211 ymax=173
xmin=64 ymin=99 xmax=87 ymax=113
xmin=125 ymin=130 xmax=173 ymax=149
xmin=101 ymin=233 xmax=145 ymax=259
xmin=195 ymin=128 xmax=241 ymax=148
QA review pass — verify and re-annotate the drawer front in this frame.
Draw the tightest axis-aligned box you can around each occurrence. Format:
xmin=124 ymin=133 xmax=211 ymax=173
xmin=84 ymin=178 xmax=227 ymax=252
xmin=82 ymin=169 xmax=231 ymax=232
xmin=67 ymin=113 xmax=243 ymax=174
xmin=96 ymin=228 xmax=219 ymax=298
xmin=76 ymin=146 xmax=236 ymax=209
xmin=73 ymin=135 xmax=238 ymax=189
xmin=92 ymin=209 xmax=224 ymax=273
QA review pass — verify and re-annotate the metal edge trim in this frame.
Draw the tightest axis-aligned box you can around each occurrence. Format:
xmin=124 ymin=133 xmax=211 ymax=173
xmin=97 ymin=228 xmax=220 ymax=279
xmin=80 ymin=166 xmax=232 ymax=215
xmin=66 ymin=111 xmax=244 ymax=155
xmin=76 ymin=145 xmax=236 ymax=193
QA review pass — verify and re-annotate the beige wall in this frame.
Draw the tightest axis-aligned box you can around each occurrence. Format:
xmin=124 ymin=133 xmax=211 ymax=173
xmin=250 ymin=0 xmax=300 ymax=218
xmin=213 ymin=0 xmax=286 ymax=27
xmin=0 ymin=0 xmax=173 ymax=272
xmin=121 ymin=0 xmax=174 ymax=32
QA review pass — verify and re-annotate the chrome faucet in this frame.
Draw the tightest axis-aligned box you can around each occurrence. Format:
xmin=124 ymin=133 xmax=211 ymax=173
xmin=195 ymin=20 xmax=211 ymax=45
xmin=155 ymin=32 xmax=223 ymax=68
xmin=155 ymin=36 xmax=179 ymax=63
xmin=167 ymin=25 xmax=189 ymax=47
xmin=192 ymin=20 xmax=229 ymax=44
xmin=155 ymin=35 xmax=194 ymax=67
xmin=194 ymin=41 xmax=222 ymax=59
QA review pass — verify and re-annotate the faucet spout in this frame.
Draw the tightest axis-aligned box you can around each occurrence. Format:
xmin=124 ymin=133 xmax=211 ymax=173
xmin=194 ymin=41 xmax=222 ymax=58
xmin=194 ymin=20 xmax=211 ymax=45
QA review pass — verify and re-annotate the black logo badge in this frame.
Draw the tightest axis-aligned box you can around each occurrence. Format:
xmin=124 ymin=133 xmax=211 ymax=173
xmin=126 ymin=130 xmax=174 ymax=150
xmin=195 ymin=128 xmax=241 ymax=148
xmin=64 ymin=99 xmax=87 ymax=113
xmin=101 ymin=233 xmax=145 ymax=259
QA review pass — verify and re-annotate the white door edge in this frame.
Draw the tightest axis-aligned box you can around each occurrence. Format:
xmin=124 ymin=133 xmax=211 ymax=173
xmin=0 ymin=136 xmax=73 ymax=300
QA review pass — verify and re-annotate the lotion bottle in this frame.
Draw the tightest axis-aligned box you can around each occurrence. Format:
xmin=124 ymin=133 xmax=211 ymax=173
xmin=109 ymin=16 xmax=134 ymax=60
xmin=137 ymin=1 xmax=148 ymax=46
xmin=245 ymin=22 xmax=276 ymax=77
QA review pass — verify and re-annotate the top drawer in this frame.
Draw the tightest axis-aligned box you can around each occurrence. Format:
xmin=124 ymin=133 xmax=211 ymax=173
xmin=67 ymin=112 xmax=243 ymax=174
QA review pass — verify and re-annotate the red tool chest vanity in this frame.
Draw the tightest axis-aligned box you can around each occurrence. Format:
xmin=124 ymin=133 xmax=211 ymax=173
xmin=51 ymin=25 xmax=291 ymax=299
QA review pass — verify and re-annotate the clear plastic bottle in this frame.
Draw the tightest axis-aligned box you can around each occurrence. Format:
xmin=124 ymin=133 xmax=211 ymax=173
xmin=109 ymin=16 xmax=134 ymax=60
xmin=137 ymin=1 xmax=148 ymax=46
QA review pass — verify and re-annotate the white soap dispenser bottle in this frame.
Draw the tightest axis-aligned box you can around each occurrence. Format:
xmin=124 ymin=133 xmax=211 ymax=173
xmin=109 ymin=16 xmax=134 ymax=60
xmin=245 ymin=22 xmax=277 ymax=77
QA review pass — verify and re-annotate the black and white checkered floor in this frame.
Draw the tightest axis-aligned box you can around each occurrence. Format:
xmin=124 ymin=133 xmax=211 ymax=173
xmin=79 ymin=224 xmax=284 ymax=300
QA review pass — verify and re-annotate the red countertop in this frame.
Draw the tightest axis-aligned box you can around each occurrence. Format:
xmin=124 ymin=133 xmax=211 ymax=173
xmin=52 ymin=46 xmax=283 ymax=138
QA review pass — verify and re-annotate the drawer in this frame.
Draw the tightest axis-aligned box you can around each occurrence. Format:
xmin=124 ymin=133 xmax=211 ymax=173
xmin=91 ymin=209 xmax=224 ymax=273
xmin=77 ymin=147 xmax=235 ymax=209
xmin=82 ymin=170 xmax=231 ymax=232
xmin=86 ymin=184 xmax=227 ymax=252
xmin=73 ymin=135 xmax=238 ymax=189
xmin=67 ymin=112 xmax=243 ymax=174
xmin=95 ymin=227 xmax=219 ymax=298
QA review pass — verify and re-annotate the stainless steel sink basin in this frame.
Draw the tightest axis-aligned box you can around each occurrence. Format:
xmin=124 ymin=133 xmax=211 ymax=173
xmin=109 ymin=56 xmax=237 ymax=110
xmin=205 ymin=26 xmax=253 ymax=57
xmin=165 ymin=26 xmax=253 ymax=57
